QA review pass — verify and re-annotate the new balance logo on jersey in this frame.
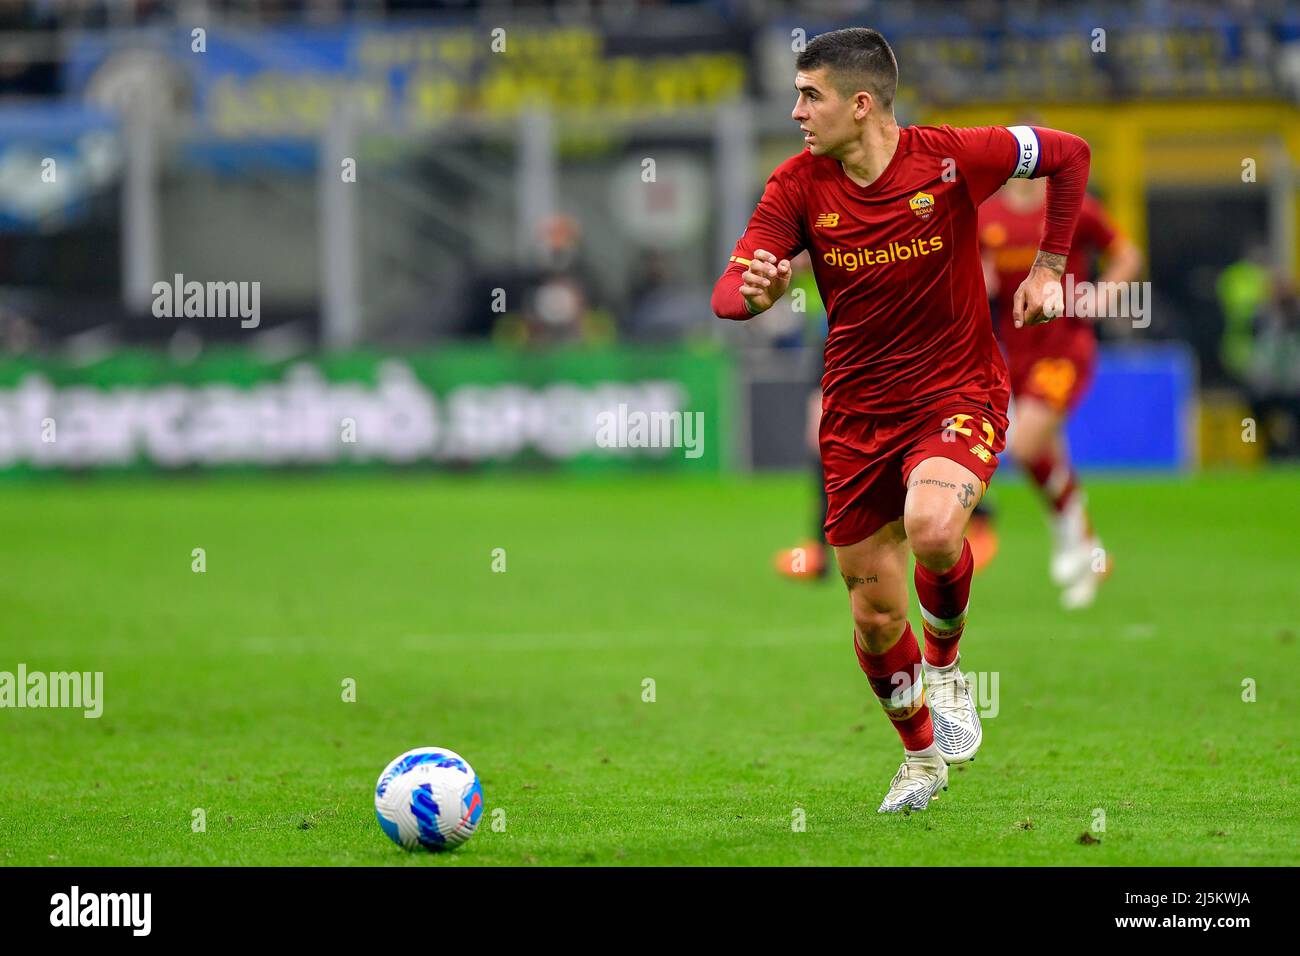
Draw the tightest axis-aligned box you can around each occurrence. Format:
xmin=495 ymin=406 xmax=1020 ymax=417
xmin=815 ymin=212 xmax=840 ymax=228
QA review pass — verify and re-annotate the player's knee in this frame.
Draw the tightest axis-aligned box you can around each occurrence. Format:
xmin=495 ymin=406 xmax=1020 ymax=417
xmin=850 ymin=598 xmax=907 ymax=650
xmin=907 ymin=512 xmax=964 ymax=570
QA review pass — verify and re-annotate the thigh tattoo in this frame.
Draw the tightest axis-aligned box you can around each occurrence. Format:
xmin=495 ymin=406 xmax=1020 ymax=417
xmin=842 ymin=573 xmax=879 ymax=590
xmin=956 ymin=482 xmax=976 ymax=509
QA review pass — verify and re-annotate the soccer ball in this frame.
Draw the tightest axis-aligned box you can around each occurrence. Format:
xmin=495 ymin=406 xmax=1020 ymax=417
xmin=374 ymin=747 xmax=484 ymax=851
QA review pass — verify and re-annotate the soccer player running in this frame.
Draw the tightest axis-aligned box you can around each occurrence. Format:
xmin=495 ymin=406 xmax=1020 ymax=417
xmin=977 ymin=176 xmax=1142 ymax=608
xmin=711 ymin=28 xmax=1090 ymax=812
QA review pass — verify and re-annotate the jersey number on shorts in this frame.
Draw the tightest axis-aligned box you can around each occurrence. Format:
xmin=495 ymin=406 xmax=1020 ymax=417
xmin=943 ymin=414 xmax=996 ymax=446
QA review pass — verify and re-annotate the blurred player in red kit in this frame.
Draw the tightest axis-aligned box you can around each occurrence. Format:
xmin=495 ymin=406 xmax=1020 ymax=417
xmin=975 ymin=177 xmax=1142 ymax=607
xmin=712 ymin=28 xmax=1090 ymax=811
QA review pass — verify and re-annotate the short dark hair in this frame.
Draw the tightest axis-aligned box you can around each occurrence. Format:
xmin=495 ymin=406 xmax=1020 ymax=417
xmin=795 ymin=28 xmax=898 ymax=111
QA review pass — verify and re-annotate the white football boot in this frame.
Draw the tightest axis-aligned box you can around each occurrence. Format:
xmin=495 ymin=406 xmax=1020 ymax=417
xmin=924 ymin=655 xmax=983 ymax=764
xmin=1050 ymin=494 xmax=1108 ymax=610
xmin=1049 ymin=493 xmax=1091 ymax=585
xmin=1059 ymin=539 xmax=1109 ymax=610
xmin=877 ymin=748 xmax=949 ymax=813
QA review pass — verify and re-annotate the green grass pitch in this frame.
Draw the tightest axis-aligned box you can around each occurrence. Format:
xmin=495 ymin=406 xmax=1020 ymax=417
xmin=0 ymin=468 xmax=1295 ymax=866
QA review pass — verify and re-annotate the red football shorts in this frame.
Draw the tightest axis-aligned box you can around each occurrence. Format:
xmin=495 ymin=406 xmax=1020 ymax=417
xmin=1003 ymin=324 xmax=1097 ymax=414
xmin=819 ymin=396 xmax=1009 ymax=548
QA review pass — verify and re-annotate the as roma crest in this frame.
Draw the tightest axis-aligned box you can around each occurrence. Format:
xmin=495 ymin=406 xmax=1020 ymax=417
xmin=909 ymin=191 xmax=936 ymax=220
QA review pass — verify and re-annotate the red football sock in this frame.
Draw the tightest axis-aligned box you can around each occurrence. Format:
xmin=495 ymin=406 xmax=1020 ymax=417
xmin=853 ymin=623 xmax=933 ymax=750
xmin=1026 ymin=450 xmax=1079 ymax=515
xmin=915 ymin=539 xmax=973 ymax=668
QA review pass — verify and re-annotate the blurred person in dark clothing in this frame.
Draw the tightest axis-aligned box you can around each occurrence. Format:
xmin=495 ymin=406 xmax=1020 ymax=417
xmin=1247 ymin=272 xmax=1300 ymax=458
xmin=492 ymin=214 xmax=613 ymax=348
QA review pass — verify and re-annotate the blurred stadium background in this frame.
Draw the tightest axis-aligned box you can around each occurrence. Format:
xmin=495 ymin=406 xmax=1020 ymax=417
xmin=1 ymin=0 xmax=1297 ymax=473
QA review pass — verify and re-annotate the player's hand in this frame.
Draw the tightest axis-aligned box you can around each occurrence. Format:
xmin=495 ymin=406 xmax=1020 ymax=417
xmin=739 ymin=250 xmax=793 ymax=315
xmin=1013 ymin=261 xmax=1066 ymax=328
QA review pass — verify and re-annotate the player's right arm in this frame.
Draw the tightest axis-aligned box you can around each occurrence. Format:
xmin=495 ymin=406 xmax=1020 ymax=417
xmin=736 ymin=250 xmax=793 ymax=314
xmin=711 ymin=164 xmax=806 ymax=320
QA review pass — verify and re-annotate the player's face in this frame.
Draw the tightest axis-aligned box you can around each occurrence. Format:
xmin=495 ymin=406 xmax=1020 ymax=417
xmin=792 ymin=70 xmax=857 ymax=158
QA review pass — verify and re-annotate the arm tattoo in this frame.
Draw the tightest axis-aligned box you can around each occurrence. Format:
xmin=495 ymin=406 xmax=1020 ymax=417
xmin=957 ymin=482 xmax=976 ymax=509
xmin=1032 ymin=250 xmax=1067 ymax=276
xmin=909 ymin=478 xmax=956 ymax=489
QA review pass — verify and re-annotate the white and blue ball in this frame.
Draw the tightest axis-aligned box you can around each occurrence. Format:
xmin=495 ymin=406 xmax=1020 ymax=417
xmin=374 ymin=747 xmax=484 ymax=851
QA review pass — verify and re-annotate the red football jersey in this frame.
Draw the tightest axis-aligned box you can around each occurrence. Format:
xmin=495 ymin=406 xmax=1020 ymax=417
xmin=979 ymin=191 xmax=1120 ymax=349
xmin=712 ymin=124 xmax=1091 ymax=417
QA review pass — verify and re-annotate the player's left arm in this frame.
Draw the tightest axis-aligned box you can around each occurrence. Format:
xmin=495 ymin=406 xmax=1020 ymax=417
xmin=950 ymin=124 xmax=1091 ymax=327
xmin=1009 ymin=127 xmax=1091 ymax=328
